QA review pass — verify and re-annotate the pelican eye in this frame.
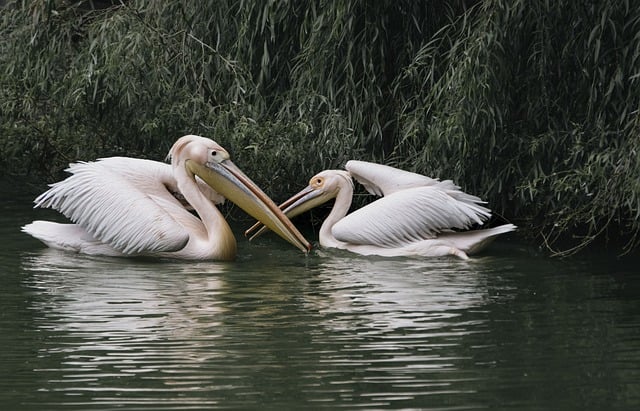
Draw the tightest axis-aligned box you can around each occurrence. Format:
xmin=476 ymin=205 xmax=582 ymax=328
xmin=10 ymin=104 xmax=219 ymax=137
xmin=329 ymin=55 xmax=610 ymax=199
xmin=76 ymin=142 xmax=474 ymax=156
xmin=211 ymin=150 xmax=217 ymax=157
xmin=311 ymin=176 xmax=324 ymax=188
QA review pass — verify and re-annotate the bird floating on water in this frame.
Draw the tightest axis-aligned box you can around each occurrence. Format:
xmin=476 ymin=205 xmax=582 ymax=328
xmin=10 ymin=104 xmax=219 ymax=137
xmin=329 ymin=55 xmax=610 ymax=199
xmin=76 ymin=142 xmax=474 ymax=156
xmin=23 ymin=135 xmax=310 ymax=260
xmin=246 ymin=160 xmax=515 ymax=259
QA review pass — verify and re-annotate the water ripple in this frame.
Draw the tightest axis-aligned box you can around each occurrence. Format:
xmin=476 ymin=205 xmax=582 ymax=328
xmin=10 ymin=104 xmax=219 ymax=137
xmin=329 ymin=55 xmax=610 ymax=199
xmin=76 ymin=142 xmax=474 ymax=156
xmin=3 ymin=244 xmax=638 ymax=410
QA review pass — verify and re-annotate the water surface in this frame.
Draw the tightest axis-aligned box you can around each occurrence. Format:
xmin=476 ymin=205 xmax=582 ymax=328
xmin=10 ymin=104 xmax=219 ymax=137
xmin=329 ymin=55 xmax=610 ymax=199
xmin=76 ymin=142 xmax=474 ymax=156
xmin=1 ymin=183 xmax=639 ymax=410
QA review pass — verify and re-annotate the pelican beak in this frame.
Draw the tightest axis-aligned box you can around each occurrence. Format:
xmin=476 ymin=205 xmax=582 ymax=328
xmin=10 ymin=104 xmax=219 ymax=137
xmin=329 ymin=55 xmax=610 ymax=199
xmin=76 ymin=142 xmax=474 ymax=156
xmin=245 ymin=183 xmax=333 ymax=241
xmin=186 ymin=159 xmax=311 ymax=252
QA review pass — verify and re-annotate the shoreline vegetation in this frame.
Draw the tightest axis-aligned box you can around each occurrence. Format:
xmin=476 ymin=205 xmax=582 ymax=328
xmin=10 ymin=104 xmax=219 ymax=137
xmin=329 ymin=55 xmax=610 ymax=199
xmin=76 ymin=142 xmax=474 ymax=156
xmin=2 ymin=1 xmax=639 ymax=257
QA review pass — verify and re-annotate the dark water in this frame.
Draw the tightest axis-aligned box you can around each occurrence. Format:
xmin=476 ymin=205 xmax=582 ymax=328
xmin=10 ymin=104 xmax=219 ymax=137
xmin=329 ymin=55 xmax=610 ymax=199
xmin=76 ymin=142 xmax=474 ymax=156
xmin=2 ymin=184 xmax=640 ymax=410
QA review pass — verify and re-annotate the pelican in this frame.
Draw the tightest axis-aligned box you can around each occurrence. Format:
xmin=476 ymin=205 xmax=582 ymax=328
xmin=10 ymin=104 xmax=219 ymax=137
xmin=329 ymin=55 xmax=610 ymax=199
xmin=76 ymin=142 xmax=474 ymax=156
xmin=22 ymin=134 xmax=310 ymax=260
xmin=246 ymin=160 xmax=516 ymax=259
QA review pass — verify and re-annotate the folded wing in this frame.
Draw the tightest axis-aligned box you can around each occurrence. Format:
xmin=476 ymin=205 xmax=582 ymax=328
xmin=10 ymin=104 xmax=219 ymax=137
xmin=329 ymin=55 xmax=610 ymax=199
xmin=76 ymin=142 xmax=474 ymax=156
xmin=332 ymin=185 xmax=492 ymax=248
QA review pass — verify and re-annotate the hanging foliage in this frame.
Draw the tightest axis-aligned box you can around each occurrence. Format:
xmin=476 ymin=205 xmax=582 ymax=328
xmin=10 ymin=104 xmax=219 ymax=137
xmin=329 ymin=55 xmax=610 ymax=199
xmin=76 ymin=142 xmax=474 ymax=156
xmin=1 ymin=0 xmax=638 ymax=255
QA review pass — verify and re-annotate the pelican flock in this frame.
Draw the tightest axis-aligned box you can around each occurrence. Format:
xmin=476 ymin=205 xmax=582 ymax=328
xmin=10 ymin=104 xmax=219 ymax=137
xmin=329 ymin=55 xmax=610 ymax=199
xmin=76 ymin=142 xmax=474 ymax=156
xmin=247 ymin=160 xmax=516 ymax=259
xmin=23 ymin=135 xmax=310 ymax=260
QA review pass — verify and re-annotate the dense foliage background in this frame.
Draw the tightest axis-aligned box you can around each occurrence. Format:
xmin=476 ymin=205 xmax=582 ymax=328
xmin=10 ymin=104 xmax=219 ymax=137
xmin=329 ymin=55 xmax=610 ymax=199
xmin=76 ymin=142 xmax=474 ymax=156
xmin=2 ymin=0 xmax=639 ymax=256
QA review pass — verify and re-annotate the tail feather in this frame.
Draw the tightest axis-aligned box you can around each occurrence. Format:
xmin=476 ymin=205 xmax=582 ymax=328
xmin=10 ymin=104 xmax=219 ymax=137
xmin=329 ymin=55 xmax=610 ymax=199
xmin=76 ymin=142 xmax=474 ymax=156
xmin=22 ymin=221 xmax=122 ymax=256
xmin=438 ymin=223 xmax=516 ymax=255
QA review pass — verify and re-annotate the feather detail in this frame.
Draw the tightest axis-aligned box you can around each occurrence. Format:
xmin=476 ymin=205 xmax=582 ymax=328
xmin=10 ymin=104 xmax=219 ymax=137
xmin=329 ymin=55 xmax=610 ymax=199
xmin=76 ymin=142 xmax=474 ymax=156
xmin=34 ymin=157 xmax=190 ymax=254
xmin=332 ymin=186 xmax=491 ymax=247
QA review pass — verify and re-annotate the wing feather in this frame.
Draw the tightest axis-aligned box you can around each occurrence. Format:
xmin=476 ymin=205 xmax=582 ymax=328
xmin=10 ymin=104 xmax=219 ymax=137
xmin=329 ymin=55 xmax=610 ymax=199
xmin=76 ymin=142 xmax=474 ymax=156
xmin=345 ymin=160 xmax=487 ymax=207
xmin=332 ymin=186 xmax=492 ymax=247
xmin=345 ymin=160 xmax=439 ymax=196
xmin=34 ymin=157 xmax=190 ymax=254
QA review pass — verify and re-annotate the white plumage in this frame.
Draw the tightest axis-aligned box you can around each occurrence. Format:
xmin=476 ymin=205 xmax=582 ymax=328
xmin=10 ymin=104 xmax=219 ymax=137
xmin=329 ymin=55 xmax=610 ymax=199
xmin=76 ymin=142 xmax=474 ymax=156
xmin=247 ymin=160 xmax=516 ymax=259
xmin=23 ymin=135 xmax=310 ymax=260
xmin=31 ymin=158 xmax=190 ymax=255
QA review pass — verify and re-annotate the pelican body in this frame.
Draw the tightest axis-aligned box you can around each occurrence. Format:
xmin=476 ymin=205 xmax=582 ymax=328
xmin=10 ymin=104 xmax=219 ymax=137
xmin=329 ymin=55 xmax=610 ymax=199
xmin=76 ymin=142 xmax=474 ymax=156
xmin=247 ymin=160 xmax=515 ymax=259
xmin=23 ymin=135 xmax=310 ymax=260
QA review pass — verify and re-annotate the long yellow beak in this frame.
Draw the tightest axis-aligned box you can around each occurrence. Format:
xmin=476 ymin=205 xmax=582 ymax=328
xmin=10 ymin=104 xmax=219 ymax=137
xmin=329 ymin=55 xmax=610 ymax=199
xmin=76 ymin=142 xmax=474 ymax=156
xmin=186 ymin=159 xmax=311 ymax=252
xmin=245 ymin=183 xmax=333 ymax=241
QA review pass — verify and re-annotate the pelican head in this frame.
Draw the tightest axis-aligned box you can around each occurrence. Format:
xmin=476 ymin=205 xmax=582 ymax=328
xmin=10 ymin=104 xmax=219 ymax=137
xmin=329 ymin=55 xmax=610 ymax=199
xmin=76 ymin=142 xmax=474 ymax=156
xmin=280 ymin=170 xmax=353 ymax=217
xmin=245 ymin=169 xmax=353 ymax=240
xmin=170 ymin=135 xmax=311 ymax=252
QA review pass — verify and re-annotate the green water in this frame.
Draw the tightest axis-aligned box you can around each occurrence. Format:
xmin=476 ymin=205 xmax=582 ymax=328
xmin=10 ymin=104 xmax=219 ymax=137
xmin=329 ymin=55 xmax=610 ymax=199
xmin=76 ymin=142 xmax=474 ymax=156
xmin=1 ymin=185 xmax=639 ymax=410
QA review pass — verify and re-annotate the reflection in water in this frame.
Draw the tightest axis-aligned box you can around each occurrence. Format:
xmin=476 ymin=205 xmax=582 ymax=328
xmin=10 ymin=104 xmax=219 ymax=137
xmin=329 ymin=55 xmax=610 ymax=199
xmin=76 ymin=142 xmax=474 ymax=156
xmin=310 ymin=251 xmax=491 ymax=315
xmin=24 ymin=250 xmax=228 ymax=336
xmin=21 ymin=250 xmax=232 ymax=408
xmin=19 ymin=248 xmax=502 ymax=409
xmin=297 ymin=251 xmax=499 ymax=404
xmin=12 ymin=245 xmax=640 ymax=410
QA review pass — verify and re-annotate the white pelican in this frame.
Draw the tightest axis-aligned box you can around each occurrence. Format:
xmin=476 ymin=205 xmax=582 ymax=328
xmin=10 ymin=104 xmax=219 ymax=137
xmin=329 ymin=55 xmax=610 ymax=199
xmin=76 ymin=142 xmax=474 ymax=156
xmin=246 ymin=160 xmax=516 ymax=259
xmin=23 ymin=135 xmax=310 ymax=260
